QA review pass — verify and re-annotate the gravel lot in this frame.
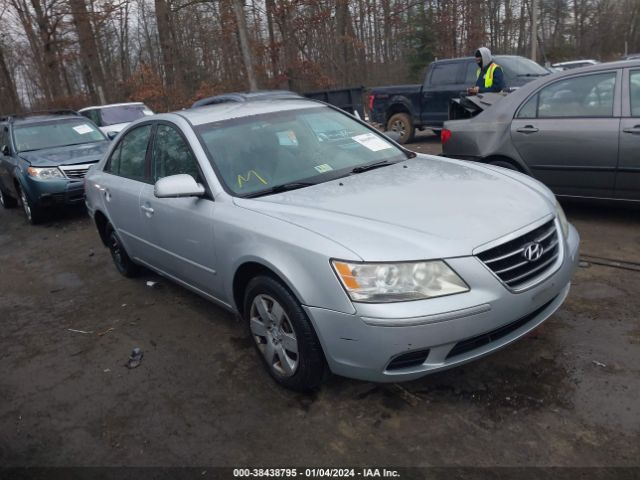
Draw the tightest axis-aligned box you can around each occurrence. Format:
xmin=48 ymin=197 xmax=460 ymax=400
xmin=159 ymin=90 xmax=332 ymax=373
xmin=1 ymin=136 xmax=639 ymax=468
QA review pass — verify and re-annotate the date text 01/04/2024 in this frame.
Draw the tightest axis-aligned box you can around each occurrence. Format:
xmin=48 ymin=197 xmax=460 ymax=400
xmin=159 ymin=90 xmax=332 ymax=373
xmin=232 ymin=468 xmax=401 ymax=478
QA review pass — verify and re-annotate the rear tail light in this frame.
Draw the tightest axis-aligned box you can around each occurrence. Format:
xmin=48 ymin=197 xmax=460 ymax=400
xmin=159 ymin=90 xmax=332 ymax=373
xmin=441 ymin=129 xmax=452 ymax=144
xmin=368 ymin=94 xmax=375 ymax=111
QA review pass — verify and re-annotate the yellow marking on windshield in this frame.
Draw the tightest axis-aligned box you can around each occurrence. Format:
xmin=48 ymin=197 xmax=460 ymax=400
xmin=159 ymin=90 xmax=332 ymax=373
xmin=237 ymin=170 xmax=267 ymax=188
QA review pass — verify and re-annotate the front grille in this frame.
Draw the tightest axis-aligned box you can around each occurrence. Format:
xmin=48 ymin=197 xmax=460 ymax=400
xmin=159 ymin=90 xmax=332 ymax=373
xmin=386 ymin=349 xmax=430 ymax=371
xmin=477 ymin=219 xmax=560 ymax=289
xmin=445 ymin=296 xmax=557 ymax=360
xmin=59 ymin=163 xmax=96 ymax=179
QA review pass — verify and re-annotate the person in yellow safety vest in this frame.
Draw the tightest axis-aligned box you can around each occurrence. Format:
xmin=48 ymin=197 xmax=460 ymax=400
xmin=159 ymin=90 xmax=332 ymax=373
xmin=467 ymin=47 xmax=506 ymax=95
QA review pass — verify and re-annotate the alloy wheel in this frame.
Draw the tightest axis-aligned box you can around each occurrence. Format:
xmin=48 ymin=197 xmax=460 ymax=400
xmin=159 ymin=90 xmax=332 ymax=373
xmin=391 ymin=119 xmax=406 ymax=136
xmin=249 ymin=294 xmax=299 ymax=377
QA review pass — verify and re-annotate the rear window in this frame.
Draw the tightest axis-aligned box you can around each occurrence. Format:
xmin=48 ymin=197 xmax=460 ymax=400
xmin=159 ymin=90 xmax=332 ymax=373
xmin=498 ymin=57 xmax=549 ymax=79
xmin=100 ymin=105 xmax=153 ymax=126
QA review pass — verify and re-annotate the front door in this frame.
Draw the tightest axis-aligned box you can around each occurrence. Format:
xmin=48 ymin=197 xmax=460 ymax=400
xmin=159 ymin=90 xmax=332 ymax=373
xmin=616 ymin=68 xmax=640 ymax=200
xmin=138 ymin=123 xmax=220 ymax=297
xmin=510 ymin=70 xmax=621 ymax=198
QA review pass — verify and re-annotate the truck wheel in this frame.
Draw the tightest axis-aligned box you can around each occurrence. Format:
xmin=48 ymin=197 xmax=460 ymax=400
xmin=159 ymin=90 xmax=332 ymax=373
xmin=0 ymin=188 xmax=17 ymax=208
xmin=18 ymin=185 xmax=44 ymax=224
xmin=387 ymin=113 xmax=415 ymax=144
xmin=244 ymin=275 xmax=326 ymax=392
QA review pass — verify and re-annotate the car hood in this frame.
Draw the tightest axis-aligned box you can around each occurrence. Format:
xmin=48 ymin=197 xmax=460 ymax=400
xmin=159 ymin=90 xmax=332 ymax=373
xmin=19 ymin=141 xmax=109 ymax=167
xmin=234 ymin=155 xmax=555 ymax=261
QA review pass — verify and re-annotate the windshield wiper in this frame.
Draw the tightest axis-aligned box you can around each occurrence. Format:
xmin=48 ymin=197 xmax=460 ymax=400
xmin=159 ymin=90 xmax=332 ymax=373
xmin=351 ymin=160 xmax=394 ymax=174
xmin=244 ymin=182 xmax=316 ymax=198
xmin=518 ymin=73 xmax=548 ymax=77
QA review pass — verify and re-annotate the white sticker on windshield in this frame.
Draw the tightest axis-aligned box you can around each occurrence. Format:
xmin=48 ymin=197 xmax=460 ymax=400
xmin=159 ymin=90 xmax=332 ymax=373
xmin=352 ymin=133 xmax=392 ymax=152
xmin=314 ymin=164 xmax=333 ymax=173
xmin=73 ymin=124 xmax=95 ymax=135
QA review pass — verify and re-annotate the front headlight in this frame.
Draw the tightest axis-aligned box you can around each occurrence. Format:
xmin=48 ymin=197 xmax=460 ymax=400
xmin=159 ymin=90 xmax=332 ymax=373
xmin=331 ymin=259 xmax=469 ymax=303
xmin=27 ymin=166 xmax=65 ymax=180
xmin=555 ymin=200 xmax=569 ymax=239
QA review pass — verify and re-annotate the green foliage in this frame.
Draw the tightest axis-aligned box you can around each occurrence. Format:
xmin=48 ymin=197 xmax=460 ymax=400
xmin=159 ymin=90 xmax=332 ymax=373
xmin=403 ymin=3 xmax=436 ymax=82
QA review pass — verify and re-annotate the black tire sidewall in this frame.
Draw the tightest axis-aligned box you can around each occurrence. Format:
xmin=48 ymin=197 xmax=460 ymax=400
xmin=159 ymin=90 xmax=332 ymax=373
xmin=107 ymin=226 xmax=138 ymax=277
xmin=243 ymin=275 xmax=326 ymax=391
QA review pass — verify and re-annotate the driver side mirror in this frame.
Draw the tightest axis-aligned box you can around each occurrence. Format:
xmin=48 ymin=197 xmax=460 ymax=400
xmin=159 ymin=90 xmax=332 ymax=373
xmin=1 ymin=145 xmax=10 ymax=156
xmin=154 ymin=174 xmax=205 ymax=198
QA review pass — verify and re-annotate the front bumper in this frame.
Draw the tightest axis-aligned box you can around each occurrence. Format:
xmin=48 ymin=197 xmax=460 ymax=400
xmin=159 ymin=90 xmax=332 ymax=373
xmin=24 ymin=177 xmax=85 ymax=208
xmin=305 ymin=223 xmax=580 ymax=383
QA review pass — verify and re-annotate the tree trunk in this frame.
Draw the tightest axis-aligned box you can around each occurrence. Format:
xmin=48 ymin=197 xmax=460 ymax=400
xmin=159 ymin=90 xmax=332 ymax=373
xmin=232 ymin=0 xmax=258 ymax=90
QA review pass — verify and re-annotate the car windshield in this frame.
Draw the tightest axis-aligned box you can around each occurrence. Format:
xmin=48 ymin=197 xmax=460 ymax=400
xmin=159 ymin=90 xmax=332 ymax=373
xmin=100 ymin=105 xmax=153 ymax=126
xmin=196 ymin=106 xmax=408 ymax=196
xmin=498 ymin=56 xmax=549 ymax=77
xmin=13 ymin=119 xmax=107 ymax=152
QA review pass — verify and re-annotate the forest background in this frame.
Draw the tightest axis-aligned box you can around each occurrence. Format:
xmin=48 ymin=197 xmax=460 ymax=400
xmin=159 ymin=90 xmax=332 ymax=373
xmin=1 ymin=0 xmax=639 ymax=114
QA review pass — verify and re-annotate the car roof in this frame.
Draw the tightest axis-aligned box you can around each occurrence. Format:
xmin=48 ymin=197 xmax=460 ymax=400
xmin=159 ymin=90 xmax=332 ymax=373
xmin=432 ymin=54 xmax=534 ymax=64
xmin=177 ymin=98 xmax=326 ymax=126
xmin=191 ymin=90 xmax=302 ymax=109
xmin=551 ymin=59 xmax=599 ymax=66
xmin=78 ymin=102 xmax=146 ymax=112
xmin=1 ymin=110 xmax=83 ymax=126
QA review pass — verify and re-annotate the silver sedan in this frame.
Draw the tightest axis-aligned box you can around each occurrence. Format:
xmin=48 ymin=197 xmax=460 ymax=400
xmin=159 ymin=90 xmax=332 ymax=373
xmin=442 ymin=60 xmax=640 ymax=203
xmin=85 ymin=99 xmax=580 ymax=391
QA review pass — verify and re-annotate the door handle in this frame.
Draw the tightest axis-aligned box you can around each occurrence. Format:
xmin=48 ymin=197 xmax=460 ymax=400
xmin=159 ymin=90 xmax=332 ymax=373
xmin=623 ymin=125 xmax=640 ymax=134
xmin=104 ymin=189 xmax=111 ymax=201
xmin=141 ymin=205 xmax=154 ymax=215
xmin=516 ymin=125 xmax=539 ymax=134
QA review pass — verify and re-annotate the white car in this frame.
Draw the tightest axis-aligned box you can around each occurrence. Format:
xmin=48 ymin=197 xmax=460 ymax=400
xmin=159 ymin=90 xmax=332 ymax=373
xmin=79 ymin=102 xmax=154 ymax=138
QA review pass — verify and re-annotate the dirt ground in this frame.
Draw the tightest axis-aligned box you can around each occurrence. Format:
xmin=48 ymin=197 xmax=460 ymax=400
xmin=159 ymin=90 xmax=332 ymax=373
xmin=1 ymin=136 xmax=639 ymax=469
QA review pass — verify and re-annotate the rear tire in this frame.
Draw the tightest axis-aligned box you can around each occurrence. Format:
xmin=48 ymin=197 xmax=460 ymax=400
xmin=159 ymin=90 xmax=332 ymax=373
xmin=0 ymin=187 xmax=17 ymax=208
xmin=387 ymin=113 xmax=415 ymax=144
xmin=107 ymin=225 xmax=140 ymax=277
xmin=244 ymin=275 xmax=326 ymax=392
xmin=488 ymin=159 xmax=522 ymax=172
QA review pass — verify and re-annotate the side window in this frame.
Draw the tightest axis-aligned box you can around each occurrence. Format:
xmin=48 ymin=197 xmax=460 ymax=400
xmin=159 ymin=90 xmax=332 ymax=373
xmin=151 ymin=124 xmax=201 ymax=183
xmin=630 ymin=70 xmax=640 ymax=116
xmin=537 ymin=72 xmax=616 ymax=118
xmin=89 ymin=110 xmax=102 ymax=126
xmin=0 ymin=127 xmax=8 ymax=151
xmin=105 ymin=124 xmax=151 ymax=180
xmin=464 ymin=61 xmax=479 ymax=84
xmin=516 ymin=94 xmax=538 ymax=119
xmin=429 ymin=63 xmax=460 ymax=86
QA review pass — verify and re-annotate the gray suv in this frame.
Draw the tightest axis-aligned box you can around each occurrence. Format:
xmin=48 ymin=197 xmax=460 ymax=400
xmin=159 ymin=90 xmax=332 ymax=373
xmin=85 ymin=99 xmax=580 ymax=391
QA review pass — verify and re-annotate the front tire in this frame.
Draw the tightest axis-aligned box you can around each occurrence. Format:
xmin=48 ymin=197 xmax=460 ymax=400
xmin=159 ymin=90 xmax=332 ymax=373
xmin=17 ymin=185 xmax=44 ymax=224
xmin=387 ymin=112 xmax=415 ymax=144
xmin=107 ymin=225 xmax=140 ymax=277
xmin=244 ymin=275 xmax=326 ymax=391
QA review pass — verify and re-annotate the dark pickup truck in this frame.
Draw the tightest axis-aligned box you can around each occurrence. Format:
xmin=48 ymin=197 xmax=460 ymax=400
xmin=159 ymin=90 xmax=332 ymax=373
xmin=368 ymin=55 xmax=550 ymax=143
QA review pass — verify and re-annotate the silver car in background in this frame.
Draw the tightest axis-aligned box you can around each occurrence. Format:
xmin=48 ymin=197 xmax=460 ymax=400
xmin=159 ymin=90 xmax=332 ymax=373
xmin=85 ymin=99 xmax=580 ymax=391
xmin=79 ymin=102 xmax=154 ymax=138
xmin=442 ymin=60 xmax=640 ymax=203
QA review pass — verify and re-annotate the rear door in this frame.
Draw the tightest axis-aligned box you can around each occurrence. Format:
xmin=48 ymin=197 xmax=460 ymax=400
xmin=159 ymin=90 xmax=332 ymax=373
xmin=138 ymin=122 xmax=219 ymax=297
xmin=421 ymin=61 xmax=464 ymax=126
xmin=100 ymin=123 xmax=153 ymax=261
xmin=510 ymin=70 xmax=621 ymax=198
xmin=616 ymin=68 xmax=640 ymax=200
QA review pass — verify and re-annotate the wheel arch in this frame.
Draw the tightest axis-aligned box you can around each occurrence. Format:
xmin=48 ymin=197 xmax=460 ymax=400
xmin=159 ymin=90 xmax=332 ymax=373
xmin=482 ymin=154 xmax=530 ymax=174
xmin=94 ymin=209 xmax=111 ymax=246
xmin=232 ymin=260 xmax=304 ymax=317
